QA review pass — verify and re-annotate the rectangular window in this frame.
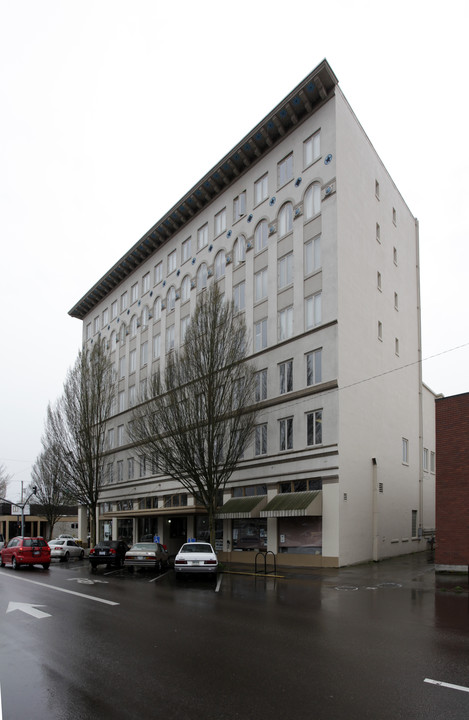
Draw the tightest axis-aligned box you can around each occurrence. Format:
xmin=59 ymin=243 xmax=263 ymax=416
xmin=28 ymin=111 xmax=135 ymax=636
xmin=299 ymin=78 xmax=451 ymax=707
xmin=394 ymin=292 xmax=399 ymax=310
xmin=181 ymin=316 xmax=190 ymax=344
xmin=214 ymin=208 xmax=227 ymax=236
xmin=305 ymin=293 xmax=321 ymax=330
xmin=402 ymin=437 xmax=409 ymax=464
xmin=375 ymin=180 xmax=380 ymax=199
xmin=118 ymin=390 xmax=125 ymax=413
xmin=255 ymin=318 xmax=267 ymax=351
xmin=140 ymin=341 xmax=148 ymax=367
xmin=166 ymin=325 xmax=175 ymax=351
xmin=377 ymin=271 xmax=382 ymax=291
xmin=278 ymin=153 xmax=293 ymax=187
xmin=254 ymin=174 xmax=268 ymax=205
xmin=423 ymin=448 xmax=429 ymax=472
xmin=376 ymin=223 xmax=381 ymax=243
xmin=128 ymin=457 xmax=134 ymax=480
xmin=107 ymin=463 xmax=114 ymax=484
xmin=94 ymin=316 xmax=100 ymax=334
xmin=117 ymin=424 xmax=124 ymax=446
xmin=181 ymin=237 xmax=191 ymax=264
xmin=412 ymin=510 xmax=418 ymax=537
xmin=233 ymin=191 xmax=246 ymax=222
xmin=117 ymin=460 xmax=124 ymax=483
xmin=154 ymin=261 xmax=163 ymax=284
xmin=197 ymin=223 xmax=208 ymax=251
xmin=279 ymin=360 xmax=293 ymax=394
xmin=86 ymin=323 xmax=91 ymax=340
xmin=139 ymin=455 xmax=146 ymax=477
xmin=393 ymin=207 xmax=397 ymax=225
xmin=131 ymin=282 xmax=138 ymax=304
xmin=129 ymin=385 xmax=136 ymax=408
xmin=142 ymin=272 xmax=150 ymax=294
xmin=107 ymin=428 xmax=115 ymax=450
xmin=255 ymin=369 xmax=267 ymax=402
xmin=304 ymin=236 xmax=321 ymax=275
xmin=307 ymin=410 xmax=323 ymax=446
xmin=121 ymin=292 xmax=128 ymax=312
xmin=393 ymin=247 xmax=398 ymax=265
xmin=306 ymin=349 xmax=322 ymax=386
xmin=378 ymin=321 xmax=383 ymax=341
xmin=278 ymin=253 xmax=293 ymax=289
xmin=254 ymin=268 xmax=268 ymax=302
xmin=119 ymin=356 xmax=126 ymax=379
xmin=102 ymin=308 xmax=109 ymax=326
xmin=129 ymin=349 xmax=136 ymax=373
xmin=153 ymin=333 xmax=161 ymax=359
xmin=278 ymin=307 xmax=294 ymax=340
xmin=430 ymin=451 xmax=435 ymax=473
xmin=395 ymin=337 xmax=399 ymax=355
xmin=279 ymin=417 xmax=293 ymax=451
xmin=304 ymin=131 xmax=320 ymax=167
xmin=233 ymin=281 xmax=245 ymax=312
xmin=255 ymin=424 xmax=268 ymax=456
xmin=111 ymin=300 xmax=118 ymax=320
xmin=168 ymin=249 xmax=177 ymax=274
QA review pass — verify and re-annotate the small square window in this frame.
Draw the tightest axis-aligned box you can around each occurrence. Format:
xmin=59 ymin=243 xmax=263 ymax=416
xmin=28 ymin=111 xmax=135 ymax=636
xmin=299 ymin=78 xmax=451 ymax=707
xmin=402 ymin=437 xmax=409 ymax=465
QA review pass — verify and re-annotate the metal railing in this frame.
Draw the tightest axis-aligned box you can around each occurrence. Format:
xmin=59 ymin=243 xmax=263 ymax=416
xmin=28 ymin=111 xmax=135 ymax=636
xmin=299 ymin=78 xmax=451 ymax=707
xmin=254 ymin=550 xmax=276 ymax=575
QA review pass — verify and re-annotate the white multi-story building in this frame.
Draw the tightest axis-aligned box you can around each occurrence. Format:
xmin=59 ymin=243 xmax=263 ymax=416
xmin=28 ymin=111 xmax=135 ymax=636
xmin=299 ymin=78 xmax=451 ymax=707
xmin=70 ymin=60 xmax=436 ymax=567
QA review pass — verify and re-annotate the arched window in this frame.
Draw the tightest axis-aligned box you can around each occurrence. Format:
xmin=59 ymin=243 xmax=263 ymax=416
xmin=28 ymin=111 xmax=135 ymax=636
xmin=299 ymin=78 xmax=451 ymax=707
xmin=153 ymin=296 xmax=161 ymax=321
xmin=233 ymin=236 xmax=246 ymax=266
xmin=197 ymin=263 xmax=208 ymax=292
xmin=130 ymin=315 xmax=137 ymax=337
xmin=110 ymin=330 xmax=117 ymax=349
xmin=181 ymin=275 xmax=191 ymax=303
xmin=141 ymin=305 xmax=149 ymax=328
xmin=304 ymin=183 xmax=321 ymax=221
xmin=214 ymin=250 xmax=226 ymax=279
xmin=167 ymin=286 xmax=176 ymax=312
xmin=254 ymin=220 xmax=268 ymax=253
xmin=278 ymin=203 xmax=293 ymax=238
xmin=119 ymin=323 xmax=126 ymax=344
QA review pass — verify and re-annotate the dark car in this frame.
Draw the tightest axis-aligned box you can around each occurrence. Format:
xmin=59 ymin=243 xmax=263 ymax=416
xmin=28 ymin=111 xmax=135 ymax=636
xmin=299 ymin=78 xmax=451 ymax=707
xmin=1 ymin=536 xmax=51 ymax=570
xmin=89 ymin=540 xmax=129 ymax=569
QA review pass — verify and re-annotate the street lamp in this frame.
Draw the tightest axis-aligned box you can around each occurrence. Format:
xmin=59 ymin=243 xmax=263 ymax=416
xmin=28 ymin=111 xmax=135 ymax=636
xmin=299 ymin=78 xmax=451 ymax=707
xmin=18 ymin=486 xmax=37 ymax=537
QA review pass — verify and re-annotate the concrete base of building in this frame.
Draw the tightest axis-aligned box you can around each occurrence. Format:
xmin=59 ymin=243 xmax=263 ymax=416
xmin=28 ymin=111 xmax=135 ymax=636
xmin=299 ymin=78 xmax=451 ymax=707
xmin=435 ymin=564 xmax=469 ymax=573
xmin=218 ymin=551 xmax=339 ymax=568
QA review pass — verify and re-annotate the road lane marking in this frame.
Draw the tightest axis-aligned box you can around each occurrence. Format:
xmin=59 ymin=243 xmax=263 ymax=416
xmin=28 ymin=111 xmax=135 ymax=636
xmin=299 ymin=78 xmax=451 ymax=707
xmin=424 ymin=678 xmax=469 ymax=693
xmin=6 ymin=602 xmax=51 ymax=619
xmin=0 ymin=572 xmax=118 ymax=606
xmin=215 ymin=574 xmax=223 ymax=592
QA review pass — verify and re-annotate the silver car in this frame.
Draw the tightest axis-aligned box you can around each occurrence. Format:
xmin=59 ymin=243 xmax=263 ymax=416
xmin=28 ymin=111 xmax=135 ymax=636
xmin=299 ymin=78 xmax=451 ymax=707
xmin=124 ymin=542 xmax=169 ymax=572
xmin=48 ymin=539 xmax=84 ymax=562
xmin=174 ymin=542 xmax=218 ymax=574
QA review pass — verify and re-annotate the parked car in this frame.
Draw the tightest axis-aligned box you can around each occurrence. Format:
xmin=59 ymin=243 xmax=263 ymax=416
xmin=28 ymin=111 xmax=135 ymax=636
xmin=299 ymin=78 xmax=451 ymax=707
xmin=89 ymin=540 xmax=129 ymax=569
xmin=174 ymin=542 xmax=218 ymax=574
xmin=58 ymin=534 xmax=78 ymax=541
xmin=48 ymin=538 xmax=84 ymax=562
xmin=124 ymin=542 xmax=169 ymax=572
xmin=0 ymin=536 xmax=50 ymax=570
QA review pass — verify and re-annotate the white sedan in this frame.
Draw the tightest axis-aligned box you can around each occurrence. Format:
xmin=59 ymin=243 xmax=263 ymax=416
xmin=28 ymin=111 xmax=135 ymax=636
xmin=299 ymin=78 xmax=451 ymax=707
xmin=48 ymin=539 xmax=84 ymax=562
xmin=174 ymin=542 xmax=218 ymax=574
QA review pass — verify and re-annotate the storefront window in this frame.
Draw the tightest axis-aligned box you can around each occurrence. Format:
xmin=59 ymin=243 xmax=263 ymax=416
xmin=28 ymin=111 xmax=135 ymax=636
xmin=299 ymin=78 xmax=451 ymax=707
xmin=278 ymin=517 xmax=322 ymax=554
xmin=232 ymin=519 xmax=267 ymax=550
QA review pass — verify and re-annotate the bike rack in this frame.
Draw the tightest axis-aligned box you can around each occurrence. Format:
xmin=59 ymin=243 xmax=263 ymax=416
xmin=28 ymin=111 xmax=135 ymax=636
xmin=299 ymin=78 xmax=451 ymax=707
xmin=254 ymin=550 xmax=276 ymax=575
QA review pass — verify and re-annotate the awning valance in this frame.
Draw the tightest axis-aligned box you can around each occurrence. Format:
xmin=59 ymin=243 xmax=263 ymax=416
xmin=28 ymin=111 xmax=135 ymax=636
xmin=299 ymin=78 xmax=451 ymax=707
xmin=260 ymin=491 xmax=322 ymax=518
xmin=216 ymin=495 xmax=267 ymax=519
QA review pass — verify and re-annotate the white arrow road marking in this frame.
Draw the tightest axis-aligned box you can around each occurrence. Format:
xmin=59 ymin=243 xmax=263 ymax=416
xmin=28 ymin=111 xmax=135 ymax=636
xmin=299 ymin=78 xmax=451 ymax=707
xmin=424 ymin=678 xmax=469 ymax=693
xmin=0 ymin=572 xmax=118 ymax=605
xmin=6 ymin=602 xmax=51 ymax=619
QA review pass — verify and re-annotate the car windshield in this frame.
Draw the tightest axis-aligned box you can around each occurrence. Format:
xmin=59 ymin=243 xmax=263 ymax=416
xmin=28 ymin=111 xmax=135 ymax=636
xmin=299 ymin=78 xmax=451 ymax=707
xmin=130 ymin=543 xmax=158 ymax=551
xmin=180 ymin=544 xmax=213 ymax=553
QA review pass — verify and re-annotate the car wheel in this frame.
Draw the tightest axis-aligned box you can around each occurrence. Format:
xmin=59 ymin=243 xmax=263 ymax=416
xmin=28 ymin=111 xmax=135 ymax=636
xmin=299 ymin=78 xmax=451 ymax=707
xmin=12 ymin=557 xmax=20 ymax=571
xmin=79 ymin=550 xmax=84 ymax=560
xmin=90 ymin=562 xmax=97 ymax=570
xmin=64 ymin=552 xmax=70 ymax=562
xmin=42 ymin=564 xmax=50 ymax=570
xmin=0 ymin=557 xmax=4 ymax=567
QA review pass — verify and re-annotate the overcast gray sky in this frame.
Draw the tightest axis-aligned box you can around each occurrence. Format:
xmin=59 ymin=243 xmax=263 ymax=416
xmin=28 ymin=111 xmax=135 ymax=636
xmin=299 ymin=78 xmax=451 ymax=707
xmin=1 ymin=0 xmax=468 ymax=502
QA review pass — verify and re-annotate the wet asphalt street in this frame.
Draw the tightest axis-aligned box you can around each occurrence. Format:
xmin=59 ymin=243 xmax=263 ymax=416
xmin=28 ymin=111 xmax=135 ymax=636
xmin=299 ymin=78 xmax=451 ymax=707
xmin=0 ymin=551 xmax=468 ymax=720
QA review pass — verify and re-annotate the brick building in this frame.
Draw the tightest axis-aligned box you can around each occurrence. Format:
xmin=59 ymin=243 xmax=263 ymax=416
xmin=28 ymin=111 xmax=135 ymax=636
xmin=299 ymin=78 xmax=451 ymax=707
xmin=435 ymin=392 xmax=469 ymax=570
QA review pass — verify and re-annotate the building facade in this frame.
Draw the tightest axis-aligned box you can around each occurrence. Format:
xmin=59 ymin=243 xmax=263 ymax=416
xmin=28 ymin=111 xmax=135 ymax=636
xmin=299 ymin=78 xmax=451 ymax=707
xmin=70 ymin=60 xmax=436 ymax=567
xmin=435 ymin=392 xmax=469 ymax=571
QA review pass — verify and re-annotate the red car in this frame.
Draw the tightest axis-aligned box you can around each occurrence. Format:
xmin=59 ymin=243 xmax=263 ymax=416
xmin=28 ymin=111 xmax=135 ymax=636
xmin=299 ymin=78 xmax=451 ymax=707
xmin=0 ymin=536 xmax=51 ymax=570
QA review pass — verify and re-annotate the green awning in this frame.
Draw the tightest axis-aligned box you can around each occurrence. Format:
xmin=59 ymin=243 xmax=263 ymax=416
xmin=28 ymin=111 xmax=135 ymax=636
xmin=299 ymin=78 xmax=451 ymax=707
xmin=216 ymin=495 xmax=267 ymax=519
xmin=260 ymin=491 xmax=322 ymax=517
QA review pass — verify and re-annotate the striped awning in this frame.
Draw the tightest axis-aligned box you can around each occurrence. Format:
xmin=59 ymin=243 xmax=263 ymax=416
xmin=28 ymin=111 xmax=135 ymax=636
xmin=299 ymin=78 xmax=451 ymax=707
xmin=260 ymin=491 xmax=322 ymax=518
xmin=216 ymin=495 xmax=267 ymax=519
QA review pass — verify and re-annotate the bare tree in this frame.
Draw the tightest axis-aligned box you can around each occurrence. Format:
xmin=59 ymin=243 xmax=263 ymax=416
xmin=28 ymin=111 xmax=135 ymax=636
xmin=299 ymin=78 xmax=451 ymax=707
xmin=0 ymin=462 xmax=11 ymax=500
xmin=130 ymin=283 xmax=258 ymax=548
xmin=43 ymin=341 xmax=115 ymax=546
xmin=30 ymin=446 xmax=75 ymax=541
